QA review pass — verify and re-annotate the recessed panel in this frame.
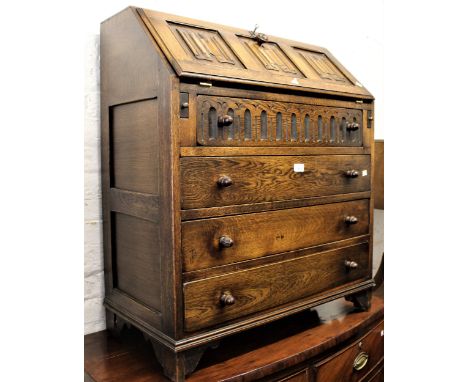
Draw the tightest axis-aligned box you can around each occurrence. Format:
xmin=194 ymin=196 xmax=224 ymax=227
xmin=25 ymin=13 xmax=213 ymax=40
xmin=240 ymin=37 xmax=303 ymax=77
xmin=296 ymin=49 xmax=351 ymax=84
xmin=113 ymin=212 xmax=161 ymax=311
xmin=111 ymin=99 xmax=159 ymax=194
xmin=169 ymin=22 xmax=244 ymax=68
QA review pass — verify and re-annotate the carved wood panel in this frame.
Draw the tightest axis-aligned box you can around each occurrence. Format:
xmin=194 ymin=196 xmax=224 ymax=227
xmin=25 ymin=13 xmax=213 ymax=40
xmin=197 ymin=95 xmax=363 ymax=146
xmin=169 ymin=23 xmax=244 ymax=68
xmin=296 ymin=49 xmax=351 ymax=84
xmin=240 ymin=37 xmax=303 ymax=76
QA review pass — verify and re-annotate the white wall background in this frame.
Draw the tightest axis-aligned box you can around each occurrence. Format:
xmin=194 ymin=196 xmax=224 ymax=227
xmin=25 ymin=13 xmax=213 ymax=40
xmin=84 ymin=0 xmax=384 ymax=334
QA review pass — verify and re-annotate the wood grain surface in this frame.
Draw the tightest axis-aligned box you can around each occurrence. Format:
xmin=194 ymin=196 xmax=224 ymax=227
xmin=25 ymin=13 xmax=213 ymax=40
xmin=373 ymin=140 xmax=384 ymax=209
xmin=184 ymin=242 xmax=370 ymax=331
xmin=183 ymin=235 xmax=370 ymax=282
xmin=111 ymin=99 xmax=160 ymax=194
xmin=182 ymin=199 xmax=369 ymax=271
xmin=180 ymin=146 xmax=369 ymax=157
xmin=366 ymin=362 xmax=384 ymax=382
xmin=181 ymin=191 xmax=371 ymax=221
xmin=84 ymin=287 xmax=384 ymax=382
xmin=181 ymin=155 xmax=370 ymax=209
xmin=113 ymin=212 xmax=162 ymax=312
xmin=313 ymin=321 xmax=384 ymax=382
xmin=101 ymin=6 xmax=181 ymax=347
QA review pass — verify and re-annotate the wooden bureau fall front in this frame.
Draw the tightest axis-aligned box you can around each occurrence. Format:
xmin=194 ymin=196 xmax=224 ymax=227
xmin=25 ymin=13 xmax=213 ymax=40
xmin=100 ymin=7 xmax=375 ymax=381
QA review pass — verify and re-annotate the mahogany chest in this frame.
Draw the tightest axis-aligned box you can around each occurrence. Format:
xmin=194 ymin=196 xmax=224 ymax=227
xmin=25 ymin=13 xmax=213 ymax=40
xmin=100 ymin=7 xmax=375 ymax=381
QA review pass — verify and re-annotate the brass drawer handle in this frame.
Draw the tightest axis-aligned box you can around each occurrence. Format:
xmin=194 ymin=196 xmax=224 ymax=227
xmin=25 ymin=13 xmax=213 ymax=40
xmin=345 ymin=216 xmax=359 ymax=224
xmin=346 ymin=121 xmax=360 ymax=131
xmin=345 ymin=169 xmax=359 ymax=178
xmin=345 ymin=260 xmax=358 ymax=269
xmin=218 ymin=115 xmax=234 ymax=127
xmin=220 ymin=291 xmax=235 ymax=306
xmin=219 ymin=235 xmax=234 ymax=248
xmin=353 ymin=351 xmax=369 ymax=371
xmin=217 ymin=175 xmax=233 ymax=187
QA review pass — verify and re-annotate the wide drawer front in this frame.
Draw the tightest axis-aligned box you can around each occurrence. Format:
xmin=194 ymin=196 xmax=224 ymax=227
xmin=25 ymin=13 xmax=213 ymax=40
xmin=182 ymin=199 xmax=369 ymax=272
xmin=197 ymin=95 xmax=363 ymax=147
xmin=184 ymin=242 xmax=370 ymax=331
xmin=181 ymin=155 xmax=370 ymax=209
xmin=313 ymin=320 xmax=384 ymax=382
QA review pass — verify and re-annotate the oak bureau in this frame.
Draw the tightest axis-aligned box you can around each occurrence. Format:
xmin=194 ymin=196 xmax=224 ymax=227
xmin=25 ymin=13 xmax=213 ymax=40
xmin=100 ymin=7 xmax=376 ymax=381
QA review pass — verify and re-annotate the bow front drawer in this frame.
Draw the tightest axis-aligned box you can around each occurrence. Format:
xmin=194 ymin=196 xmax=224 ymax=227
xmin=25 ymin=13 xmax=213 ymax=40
xmin=313 ymin=320 xmax=384 ymax=382
xmin=181 ymin=155 xmax=370 ymax=209
xmin=182 ymin=199 xmax=369 ymax=271
xmin=184 ymin=242 xmax=370 ymax=331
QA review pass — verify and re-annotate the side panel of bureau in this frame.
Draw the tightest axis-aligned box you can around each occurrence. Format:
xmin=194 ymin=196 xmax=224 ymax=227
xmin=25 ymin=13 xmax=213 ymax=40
xmin=184 ymin=242 xmax=370 ymax=331
xmin=181 ymin=155 xmax=370 ymax=209
xmin=100 ymin=7 xmax=180 ymax=337
xmin=182 ymin=199 xmax=369 ymax=271
xmin=109 ymin=100 xmax=162 ymax=313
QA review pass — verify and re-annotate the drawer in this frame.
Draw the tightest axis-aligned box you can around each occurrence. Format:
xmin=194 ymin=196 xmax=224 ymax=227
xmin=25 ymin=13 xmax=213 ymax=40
xmin=197 ymin=95 xmax=363 ymax=147
xmin=181 ymin=155 xmax=370 ymax=209
xmin=313 ymin=321 xmax=384 ymax=382
xmin=273 ymin=368 xmax=310 ymax=382
xmin=364 ymin=361 xmax=384 ymax=382
xmin=182 ymin=199 xmax=369 ymax=272
xmin=184 ymin=242 xmax=370 ymax=331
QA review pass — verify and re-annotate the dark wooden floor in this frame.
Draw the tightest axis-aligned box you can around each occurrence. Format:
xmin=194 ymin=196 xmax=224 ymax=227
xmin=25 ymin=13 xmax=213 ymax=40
xmin=85 ymin=287 xmax=383 ymax=382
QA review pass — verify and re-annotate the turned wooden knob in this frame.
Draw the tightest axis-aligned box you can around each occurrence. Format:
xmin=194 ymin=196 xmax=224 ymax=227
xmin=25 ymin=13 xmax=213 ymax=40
xmin=345 ymin=260 xmax=359 ymax=269
xmin=219 ymin=235 xmax=234 ymax=248
xmin=220 ymin=291 xmax=235 ymax=306
xmin=345 ymin=169 xmax=360 ymax=178
xmin=217 ymin=175 xmax=233 ymax=187
xmin=218 ymin=115 xmax=234 ymax=127
xmin=345 ymin=216 xmax=359 ymax=224
xmin=346 ymin=121 xmax=360 ymax=131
